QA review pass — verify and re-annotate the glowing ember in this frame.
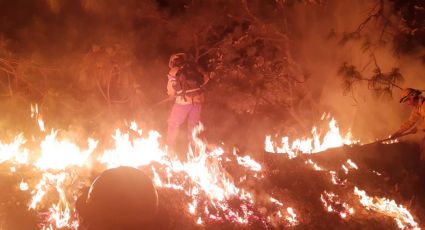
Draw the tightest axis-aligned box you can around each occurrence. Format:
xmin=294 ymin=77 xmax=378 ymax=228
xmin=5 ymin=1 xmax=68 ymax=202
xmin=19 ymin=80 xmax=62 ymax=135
xmin=346 ymin=159 xmax=358 ymax=170
xmin=342 ymin=159 xmax=359 ymax=174
xmin=286 ymin=207 xmax=298 ymax=226
xmin=20 ymin=180 xmax=29 ymax=191
xmin=236 ymin=155 xmax=262 ymax=172
xmin=372 ymin=170 xmax=382 ymax=176
xmin=382 ymin=139 xmax=399 ymax=144
xmin=330 ymin=170 xmax=347 ymax=186
xmin=265 ymin=136 xmax=275 ymax=153
xmin=188 ymin=199 xmax=197 ymax=214
xmin=270 ymin=197 xmax=284 ymax=206
xmin=354 ymin=187 xmax=420 ymax=230
xmin=305 ymin=159 xmax=323 ymax=171
xmin=38 ymin=118 xmax=46 ymax=132
xmin=31 ymin=104 xmax=45 ymax=132
xmin=320 ymin=191 xmax=354 ymax=219
xmin=342 ymin=164 xmax=349 ymax=174
xmin=196 ymin=217 xmax=203 ymax=225
xmin=30 ymin=104 xmax=38 ymax=118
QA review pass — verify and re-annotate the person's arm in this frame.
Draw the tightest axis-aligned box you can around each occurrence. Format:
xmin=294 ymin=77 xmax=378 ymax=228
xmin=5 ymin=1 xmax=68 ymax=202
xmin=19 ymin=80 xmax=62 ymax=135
xmin=167 ymin=68 xmax=179 ymax=97
xmin=391 ymin=110 xmax=421 ymax=138
xmin=167 ymin=79 xmax=176 ymax=97
xmin=201 ymin=72 xmax=210 ymax=87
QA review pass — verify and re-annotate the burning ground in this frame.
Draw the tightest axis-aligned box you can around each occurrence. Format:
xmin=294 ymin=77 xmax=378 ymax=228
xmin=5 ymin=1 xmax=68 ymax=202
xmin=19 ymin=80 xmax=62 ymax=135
xmin=0 ymin=0 xmax=425 ymax=229
xmin=0 ymin=114 xmax=424 ymax=229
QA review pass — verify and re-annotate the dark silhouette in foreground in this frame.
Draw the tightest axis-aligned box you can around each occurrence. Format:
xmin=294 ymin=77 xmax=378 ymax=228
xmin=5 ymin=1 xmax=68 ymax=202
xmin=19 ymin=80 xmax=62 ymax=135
xmin=76 ymin=166 xmax=159 ymax=230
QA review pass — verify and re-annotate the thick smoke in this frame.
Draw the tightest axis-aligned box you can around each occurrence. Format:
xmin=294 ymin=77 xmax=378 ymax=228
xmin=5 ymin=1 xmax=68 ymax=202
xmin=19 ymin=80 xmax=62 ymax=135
xmin=287 ymin=0 xmax=425 ymax=141
xmin=0 ymin=0 xmax=423 ymax=147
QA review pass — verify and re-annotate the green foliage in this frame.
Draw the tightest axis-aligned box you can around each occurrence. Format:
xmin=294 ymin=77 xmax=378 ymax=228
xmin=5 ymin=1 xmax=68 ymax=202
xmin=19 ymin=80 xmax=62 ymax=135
xmin=338 ymin=0 xmax=422 ymax=99
xmin=338 ymin=62 xmax=404 ymax=100
xmin=368 ymin=67 xmax=403 ymax=91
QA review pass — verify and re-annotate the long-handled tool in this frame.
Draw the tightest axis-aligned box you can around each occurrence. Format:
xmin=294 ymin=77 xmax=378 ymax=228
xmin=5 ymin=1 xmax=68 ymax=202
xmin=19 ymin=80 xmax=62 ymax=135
xmin=151 ymin=96 xmax=175 ymax=108
xmin=362 ymin=128 xmax=419 ymax=146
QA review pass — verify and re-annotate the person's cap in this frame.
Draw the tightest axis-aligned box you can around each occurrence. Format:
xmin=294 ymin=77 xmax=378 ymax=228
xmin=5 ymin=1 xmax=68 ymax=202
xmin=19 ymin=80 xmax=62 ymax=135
xmin=400 ymin=88 xmax=422 ymax=103
xmin=169 ymin=53 xmax=186 ymax=68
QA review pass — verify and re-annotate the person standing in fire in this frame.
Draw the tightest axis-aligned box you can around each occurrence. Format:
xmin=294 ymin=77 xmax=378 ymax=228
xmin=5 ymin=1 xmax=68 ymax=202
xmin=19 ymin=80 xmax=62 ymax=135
xmin=165 ymin=53 xmax=209 ymax=158
xmin=391 ymin=88 xmax=425 ymax=162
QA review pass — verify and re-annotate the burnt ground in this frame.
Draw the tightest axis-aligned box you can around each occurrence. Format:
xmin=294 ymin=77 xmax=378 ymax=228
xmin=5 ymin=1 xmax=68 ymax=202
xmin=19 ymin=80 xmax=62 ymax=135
xmin=0 ymin=142 xmax=424 ymax=229
xmin=263 ymin=142 xmax=425 ymax=229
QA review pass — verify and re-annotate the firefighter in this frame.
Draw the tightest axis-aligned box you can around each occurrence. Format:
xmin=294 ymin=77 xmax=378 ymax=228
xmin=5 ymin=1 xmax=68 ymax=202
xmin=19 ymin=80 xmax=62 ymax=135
xmin=165 ymin=53 xmax=208 ymax=158
xmin=391 ymin=88 xmax=425 ymax=161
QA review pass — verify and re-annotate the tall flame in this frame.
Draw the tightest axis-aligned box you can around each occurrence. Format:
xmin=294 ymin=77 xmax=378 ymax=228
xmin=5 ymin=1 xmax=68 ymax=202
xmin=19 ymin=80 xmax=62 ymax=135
xmin=265 ymin=117 xmax=356 ymax=157
xmin=98 ymin=129 xmax=164 ymax=168
xmin=35 ymin=131 xmax=97 ymax=170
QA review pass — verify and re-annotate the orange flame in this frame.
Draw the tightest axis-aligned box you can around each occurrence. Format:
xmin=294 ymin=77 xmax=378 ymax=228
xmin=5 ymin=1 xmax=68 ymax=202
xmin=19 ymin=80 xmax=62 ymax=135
xmin=34 ymin=131 xmax=97 ymax=170
xmin=266 ymin=117 xmax=356 ymax=157
xmin=98 ymin=129 xmax=164 ymax=168
xmin=2 ymin=112 xmax=421 ymax=229
xmin=354 ymin=187 xmax=420 ymax=230
xmin=236 ymin=155 xmax=262 ymax=172
xmin=0 ymin=134 xmax=28 ymax=164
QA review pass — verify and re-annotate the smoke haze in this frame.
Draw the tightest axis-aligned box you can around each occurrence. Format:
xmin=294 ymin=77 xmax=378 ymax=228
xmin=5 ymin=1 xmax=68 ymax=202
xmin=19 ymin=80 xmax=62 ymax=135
xmin=0 ymin=0 xmax=423 ymax=148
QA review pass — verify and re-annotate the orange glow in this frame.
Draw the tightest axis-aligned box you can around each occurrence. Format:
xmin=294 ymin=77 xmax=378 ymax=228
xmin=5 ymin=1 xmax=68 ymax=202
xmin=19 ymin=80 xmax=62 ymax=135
xmin=98 ymin=129 xmax=164 ymax=168
xmin=35 ymin=131 xmax=97 ymax=170
xmin=236 ymin=155 xmax=262 ymax=172
xmin=354 ymin=187 xmax=420 ymax=230
xmin=266 ymin=117 xmax=356 ymax=157
xmin=320 ymin=191 xmax=354 ymax=219
xmin=305 ymin=159 xmax=323 ymax=171
xmin=1 ymin=111 xmax=421 ymax=229
xmin=0 ymin=134 xmax=27 ymax=164
xmin=96 ymin=124 xmax=268 ymax=225
xmin=270 ymin=197 xmax=284 ymax=206
xmin=31 ymin=104 xmax=45 ymax=132
xmin=286 ymin=207 xmax=298 ymax=226
xmin=19 ymin=180 xmax=29 ymax=191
